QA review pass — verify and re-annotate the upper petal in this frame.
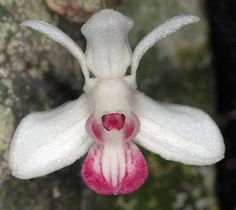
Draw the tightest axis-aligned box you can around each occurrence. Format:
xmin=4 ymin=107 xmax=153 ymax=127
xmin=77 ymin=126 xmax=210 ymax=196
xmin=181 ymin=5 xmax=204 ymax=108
xmin=131 ymin=15 xmax=200 ymax=77
xmin=133 ymin=91 xmax=225 ymax=165
xmin=81 ymin=9 xmax=133 ymax=79
xmin=9 ymin=94 xmax=93 ymax=179
xmin=21 ymin=20 xmax=89 ymax=80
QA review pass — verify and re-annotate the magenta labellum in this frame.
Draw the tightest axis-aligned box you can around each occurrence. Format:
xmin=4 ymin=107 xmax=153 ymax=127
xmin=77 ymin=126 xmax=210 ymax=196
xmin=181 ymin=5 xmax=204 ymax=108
xmin=83 ymin=112 xmax=146 ymax=194
xmin=81 ymin=139 xmax=148 ymax=195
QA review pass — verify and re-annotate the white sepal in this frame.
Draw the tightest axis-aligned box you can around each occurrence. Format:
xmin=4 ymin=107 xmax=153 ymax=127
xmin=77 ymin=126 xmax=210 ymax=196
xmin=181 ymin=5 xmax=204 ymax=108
xmin=21 ymin=20 xmax=89 ymax=80
xmin=81 ymin=9 xmax=133 ymax=79
xmin=9 ymin=94 xmax=93 ymax=179
xmin=133 ymin=91 xmax=225 ymax=165
xmin=131 ymin=15 xmax=200 ymax=76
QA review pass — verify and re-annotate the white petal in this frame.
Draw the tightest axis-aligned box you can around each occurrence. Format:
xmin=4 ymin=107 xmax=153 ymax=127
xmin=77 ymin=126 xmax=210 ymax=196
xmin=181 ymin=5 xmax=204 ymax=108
xmin=81 ymin=9 xmax=133 ymax=79
xmin=133 ymin=91 xmax=225 ymax=165
xmin=131 ymin=15 xmax=200 ymax=76
xmin=22 ymin=20 xmax=89 ymax=80
xmin=9 ymin=94 xmax=93 ymax=179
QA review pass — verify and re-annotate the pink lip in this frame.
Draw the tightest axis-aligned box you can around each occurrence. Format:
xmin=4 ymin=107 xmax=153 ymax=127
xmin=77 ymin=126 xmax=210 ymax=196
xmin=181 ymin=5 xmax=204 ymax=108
xmin=81 ymin=143 xmax=148 ymax=195
xmin=82 ymin=112 xmax=148 ymax=195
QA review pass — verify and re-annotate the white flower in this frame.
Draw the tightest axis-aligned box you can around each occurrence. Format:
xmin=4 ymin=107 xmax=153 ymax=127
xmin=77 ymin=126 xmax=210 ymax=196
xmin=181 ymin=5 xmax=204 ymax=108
xmin=9 ymin=9 xmax=225 ymax=195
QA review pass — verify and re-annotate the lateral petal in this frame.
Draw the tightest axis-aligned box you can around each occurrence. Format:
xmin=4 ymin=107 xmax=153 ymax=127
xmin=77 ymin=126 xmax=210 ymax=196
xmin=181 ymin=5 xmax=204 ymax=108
xmin=9 ymin=94 xmax=93 ymax=179
xmin=21 ymin=20 xmax=89 ymax=79
xmin=131 ymin=15 xmax=200 ymax=76
xmin=133 ymin=91 xmax=225 ymax=165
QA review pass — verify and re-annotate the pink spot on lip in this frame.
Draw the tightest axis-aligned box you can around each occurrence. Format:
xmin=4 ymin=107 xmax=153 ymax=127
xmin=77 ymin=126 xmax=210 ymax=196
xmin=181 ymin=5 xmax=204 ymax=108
xmin=86 ymin=114 xmax=103 ymax=142
xmin=102 ymin=113 xmax=126 ymax=131
xmin=124 ymin=121 xmax=135 ymax=139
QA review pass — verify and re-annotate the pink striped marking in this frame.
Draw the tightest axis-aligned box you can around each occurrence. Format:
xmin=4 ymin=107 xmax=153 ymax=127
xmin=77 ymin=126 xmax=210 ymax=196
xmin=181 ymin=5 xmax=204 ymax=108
xmin=81 ymin=143 xmax=148 ymax=195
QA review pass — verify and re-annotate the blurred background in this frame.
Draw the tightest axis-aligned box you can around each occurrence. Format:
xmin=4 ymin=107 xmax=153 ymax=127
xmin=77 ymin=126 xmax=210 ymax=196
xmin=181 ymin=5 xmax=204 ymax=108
xmin=0 ymin=0 xmax=235 ymax=210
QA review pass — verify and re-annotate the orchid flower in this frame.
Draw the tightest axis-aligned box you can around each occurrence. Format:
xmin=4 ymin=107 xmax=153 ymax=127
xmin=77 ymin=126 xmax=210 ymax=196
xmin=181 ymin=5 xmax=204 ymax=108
xmin=9 ymin=9 xmax=225 ymax=195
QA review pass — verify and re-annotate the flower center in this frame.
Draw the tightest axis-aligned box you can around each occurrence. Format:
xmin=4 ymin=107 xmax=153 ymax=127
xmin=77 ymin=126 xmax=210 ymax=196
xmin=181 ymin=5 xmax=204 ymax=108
xmin=86 ymin=112 xmax=140 ymax=143
xmin=102 ymin=113 xmax=125 ymax=131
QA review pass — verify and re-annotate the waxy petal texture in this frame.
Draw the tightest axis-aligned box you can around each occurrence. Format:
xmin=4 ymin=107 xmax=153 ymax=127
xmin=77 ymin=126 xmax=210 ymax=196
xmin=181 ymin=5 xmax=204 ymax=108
xmin=9 ymin=94 xmax=92 ymax=179
xmin=131 ymin=15 xmax=200 ymax=75
xmin=133 ymin=91 xmax=225 ymax=165
xmin=81 ymin=141 xmax=148 ymax=195
xmin=81 ymin=9 xmax=133 ymax=79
